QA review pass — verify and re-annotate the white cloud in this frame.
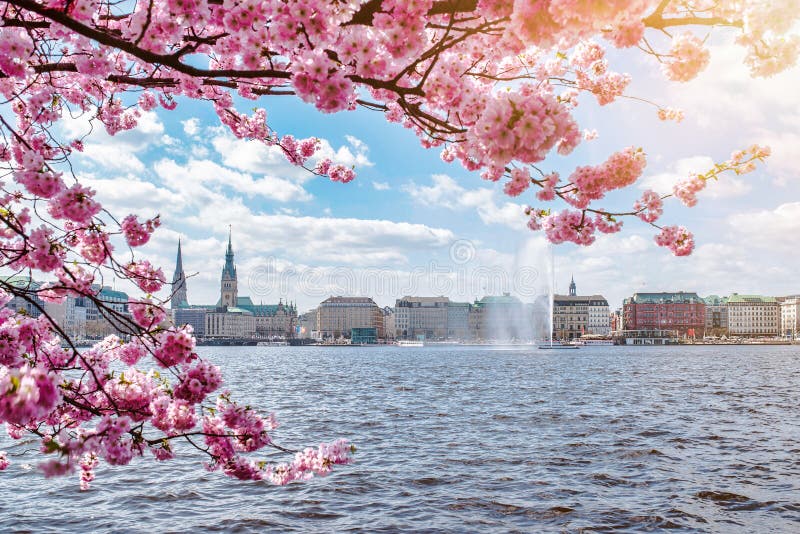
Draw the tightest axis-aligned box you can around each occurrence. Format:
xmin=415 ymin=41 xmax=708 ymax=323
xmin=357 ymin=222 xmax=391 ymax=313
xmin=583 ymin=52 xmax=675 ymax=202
xmin=318 ymin=136 xmax=373 ymax=168
xmin=154 ymin=158 xmax=312 ymax=202
xmin=372 ymin=181 xmax=391 ymax=191
xmin=182 ymin=118 xmax=200 ymax=136
xmin=210 ymin=134 xmax=306 ymax=180
xmin=345 ymin=135 xmax=367 ymax=152
xmin=80 ymin=144 xmax=146 ymax=173
xmin=59 ymin=110 xmax=165 ymax=174
xmin=755 ymin=122 xmax=800 ymax=186
xmin=81 ymin=173 xmax=180 ymax=215
xmin=404 ymin=174 xmax=526 ymax=229
xmin=728 ymin=202 xmax=800 ymax=249
xmin=476 ymin=201 xmax=527 ymax=230
xmin=665 ymin=39 xmax=800 ymax=130
xmin=209 ymin=131 xmax=372 ymax=183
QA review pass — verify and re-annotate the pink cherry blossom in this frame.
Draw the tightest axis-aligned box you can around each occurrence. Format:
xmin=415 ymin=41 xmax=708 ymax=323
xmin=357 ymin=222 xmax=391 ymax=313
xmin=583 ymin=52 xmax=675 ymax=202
xmin=655 ymin=225 xmax=695 ymax=256
xmin=634 ymin=190 xmax=663 ymax=223
xmin=673 ymin=174 xmax=706 ymax=207
xmin=504 ymin=168 xmax=532 ymax=197
xmin=121 ymin=215 xmax=160 ymax=247
xmin=663 ymin=33 xmax=711 ymax=82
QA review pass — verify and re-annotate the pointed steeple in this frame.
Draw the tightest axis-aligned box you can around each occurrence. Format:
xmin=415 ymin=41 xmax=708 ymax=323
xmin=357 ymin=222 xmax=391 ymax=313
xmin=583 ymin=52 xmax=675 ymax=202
xmin=176 ymin=238 xmax=184 ymax=271
xmin=219 ymin=226 xmax=238 ymax=307
xmin=569 ymin=275 xmax=576 ymax=296
xmin=222 ymin=225 xmax=237 ymax=280
xmin=171 ymin=238 xmax=188 ymax=308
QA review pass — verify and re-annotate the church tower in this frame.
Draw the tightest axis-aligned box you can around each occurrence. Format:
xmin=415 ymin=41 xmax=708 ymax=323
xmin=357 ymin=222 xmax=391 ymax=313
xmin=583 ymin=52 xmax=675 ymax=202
xmin=171 ymin=239 xmax=188 ymax=309
xmin=220 ymin=227 xmax=238 ymax=308
xmin=569 ymin=276 xmax=577 ymax=296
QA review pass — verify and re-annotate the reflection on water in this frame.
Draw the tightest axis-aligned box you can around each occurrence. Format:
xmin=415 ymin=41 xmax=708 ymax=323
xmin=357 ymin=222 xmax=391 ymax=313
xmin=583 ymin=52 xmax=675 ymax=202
xmin=1 ymin=345 xmax=799 ymax=532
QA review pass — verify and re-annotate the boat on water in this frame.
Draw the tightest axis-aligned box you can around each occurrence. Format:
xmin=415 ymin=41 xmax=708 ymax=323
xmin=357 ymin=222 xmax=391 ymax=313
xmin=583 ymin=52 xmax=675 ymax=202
xmin=571 ymin=338 xmax=614 ymax=346
xmin=397 ymin=340 xmax=424 ymax=347
xmin=256 ymin=341 xmax=289 ymax=346
xmin=538 ymin=342 xmax=579 ymax=350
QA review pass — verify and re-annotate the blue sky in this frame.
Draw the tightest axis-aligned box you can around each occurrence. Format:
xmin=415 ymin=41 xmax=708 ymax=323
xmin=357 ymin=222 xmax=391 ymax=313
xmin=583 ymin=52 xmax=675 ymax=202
xmin=61 ymin=36 xmax=800 ymax=312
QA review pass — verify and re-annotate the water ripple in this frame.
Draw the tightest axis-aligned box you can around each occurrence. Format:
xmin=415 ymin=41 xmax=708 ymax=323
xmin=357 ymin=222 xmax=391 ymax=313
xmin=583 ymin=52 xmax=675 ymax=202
xmin=2 ymin=344 xmax=799 ymax=532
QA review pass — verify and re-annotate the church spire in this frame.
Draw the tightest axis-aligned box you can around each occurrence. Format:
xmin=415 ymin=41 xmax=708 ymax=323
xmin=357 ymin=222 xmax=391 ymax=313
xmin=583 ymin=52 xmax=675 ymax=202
xmin=222 ymin=225 xmax=236 ymax=279
xmin=220 ymin=227 xmax=238 ymax=307
xmin=171 ymin=238 xmax=188 ymax=308
xmin=176 ymin=238 xmax=184 ymax=271
xmin=569 ymin=275 xmax=576 ymax=296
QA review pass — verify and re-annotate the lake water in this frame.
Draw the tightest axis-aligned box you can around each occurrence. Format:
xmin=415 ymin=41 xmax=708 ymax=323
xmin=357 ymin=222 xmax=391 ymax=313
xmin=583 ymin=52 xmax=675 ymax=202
xmin=1 ymin=345 xmax=799 ymax=532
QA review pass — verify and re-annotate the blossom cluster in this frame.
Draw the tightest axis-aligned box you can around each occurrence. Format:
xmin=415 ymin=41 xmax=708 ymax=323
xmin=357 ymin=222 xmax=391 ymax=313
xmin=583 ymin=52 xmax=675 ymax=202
xmin=662 ymin=33 xmax=711 ymax=82
xmin=564 ymin=147 xmax=647 ymax=209
xmin=655 ymin=225 xmax=695 ymax=256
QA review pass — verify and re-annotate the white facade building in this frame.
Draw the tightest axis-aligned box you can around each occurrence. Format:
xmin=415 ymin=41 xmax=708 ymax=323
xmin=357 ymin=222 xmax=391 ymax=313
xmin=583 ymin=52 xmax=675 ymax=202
xmin=205 ymin=308 xmax=256 ymax=338
xmin=394 ymin=296 xmax=449 ymax=340
xmin=316 ymin=296 xmax=383 ymax=340
xmin=588 ymin=300 xmax=611 ymax=335
xmin=727 ymin=294 xmax=780 ymax=337
xmin=553 ymin=278 xmax=610 ymax=339
xmin=780 ymin=297 xmax=800 ymax=337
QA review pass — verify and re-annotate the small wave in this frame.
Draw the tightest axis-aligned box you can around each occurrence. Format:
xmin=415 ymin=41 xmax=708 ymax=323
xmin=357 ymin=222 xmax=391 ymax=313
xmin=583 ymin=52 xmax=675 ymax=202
xmin=411 ymin=477 xmax=447 ymax=486
xmin=618 ymin=448 xmax=667 ymax=459
xmin=638 ymin=429 xmax=669 ymax=437
xmin=695 ymin=490 xmax=750 ymax=503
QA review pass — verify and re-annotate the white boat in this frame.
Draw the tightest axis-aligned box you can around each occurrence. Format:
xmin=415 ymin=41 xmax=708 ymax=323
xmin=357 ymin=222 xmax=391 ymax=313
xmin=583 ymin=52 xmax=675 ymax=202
xmin=576 ymin=339 xmax=614 ymax=346
xmin=397 ymin=340 xmax=424 ymax=347
xmin=256 ymin=341 xmax=289 ymax=346
xmin=538 ymin=342 xmax=579 ymax=350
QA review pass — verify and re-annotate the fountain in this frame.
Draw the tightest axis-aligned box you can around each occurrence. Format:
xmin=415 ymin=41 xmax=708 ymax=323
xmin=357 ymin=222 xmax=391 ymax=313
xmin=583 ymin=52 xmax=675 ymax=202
xmin=539 ymin=244 xmax=579 ymax=349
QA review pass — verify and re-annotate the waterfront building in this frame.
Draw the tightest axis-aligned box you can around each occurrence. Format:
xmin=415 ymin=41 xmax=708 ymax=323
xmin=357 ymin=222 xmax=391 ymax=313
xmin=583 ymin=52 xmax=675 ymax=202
xmin=170 ymin=234 xmax=296 ymax=339
xmin=382 ymin=306 xmax=395 ymax=341
xmin=703 ymin=295 xmax=729 ymax=336
xmin=297 ymin=309 xmax=317 ymax=339
xmin=205 ymin=307 xmax=257 ymax=338
xmin=173 ymin=306 xmax=209 ymax=337
xmin=316 ymin=296 xmax=384 ymax=340
xmin=352 ymin=327 xmax=378 ymax=344
xmin=394 ymin=296 xmax=449 ymax=340
xmin=780 ymin=296 xmax=800 ymax=337
xmin=2 ymin=277 xmax=98 ymax=340
xmin=470 ymin=293 xmax=534 ymax=341
xmin=84 ymin=286 xmax=132 ymax=338
xmin=613 ymin=329 xmax=680 ymax=345
xmin=446 ymin=301 xmax=471 ymax=341
xmin=622 ymin=292 xmax=705 ymax=338
xmin=249 ymin=299 xmax=297 ymax=338
xmin=552 ymin=278 xmax=610 ymax=340
xmin=65 ymin=296 xmax=88 ymax=339
xmin=45 ymin=296 xmax=88 ymax=340
xmin=2 ymin=276 xmax=45 ymax=318
xmin=610 ymin=309 xmax=623 ymax=332
xmin=726 ymin=294 xmax=780 ymax=337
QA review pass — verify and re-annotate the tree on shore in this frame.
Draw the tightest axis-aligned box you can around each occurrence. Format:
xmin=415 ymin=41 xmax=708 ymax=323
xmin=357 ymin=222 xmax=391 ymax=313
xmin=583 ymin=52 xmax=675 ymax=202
xmin=0 ymin=0 xmax=795 ymax=486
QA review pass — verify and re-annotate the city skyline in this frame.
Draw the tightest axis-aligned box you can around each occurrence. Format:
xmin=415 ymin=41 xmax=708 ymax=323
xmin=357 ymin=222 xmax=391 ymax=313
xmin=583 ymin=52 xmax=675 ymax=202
xmin=49 ymin=34 xmax=799 ymax=316
xmin=164 ymin=234 xmax=797 ymax=315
